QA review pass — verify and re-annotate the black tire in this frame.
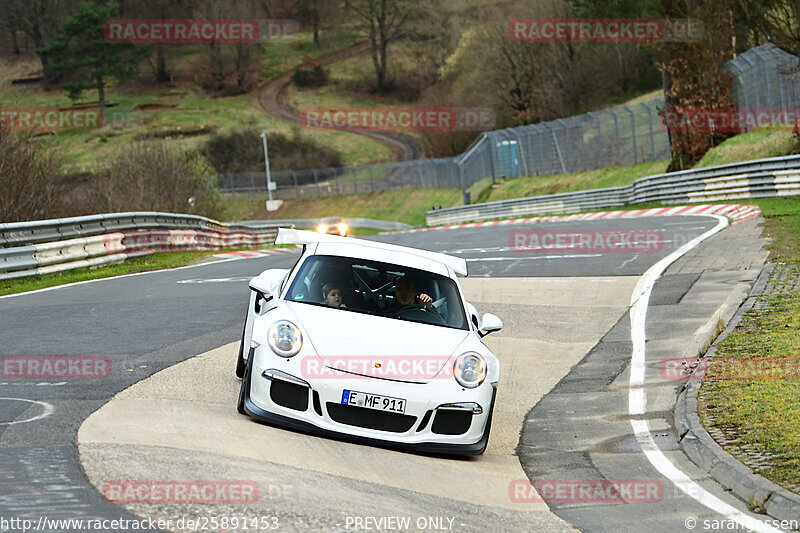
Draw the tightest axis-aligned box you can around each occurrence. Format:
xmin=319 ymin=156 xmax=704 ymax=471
xmin=237 ymin=350 xmax=253 ymax=415
xmin=235 ymin=316 xmax=247 ymax=378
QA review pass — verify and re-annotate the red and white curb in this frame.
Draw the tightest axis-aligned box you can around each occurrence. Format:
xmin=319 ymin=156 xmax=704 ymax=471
xmin=384 ymin=204 xmax=761 ymax=235
xmin=212 ymin=247 xmax=300 ymax=259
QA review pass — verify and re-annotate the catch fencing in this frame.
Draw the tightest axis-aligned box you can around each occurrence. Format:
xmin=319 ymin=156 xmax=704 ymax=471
xmin=219 ymin=44 xmax=800 ymax=201
xmin=724 ymin=43 xmax=800 ymax=121
xmin=218 ymin=98 xmax=669 ymax=200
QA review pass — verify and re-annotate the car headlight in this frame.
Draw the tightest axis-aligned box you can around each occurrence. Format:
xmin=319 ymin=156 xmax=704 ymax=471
xmin=337 ymin=223 xmax=348 ymax=235
xmin=317 ymin=224 xmax=328 ymax=234
xmin=453 ymin=352 xmax=487 ymax=388
xmin=267 ymin=320 xmax=303 ymax=358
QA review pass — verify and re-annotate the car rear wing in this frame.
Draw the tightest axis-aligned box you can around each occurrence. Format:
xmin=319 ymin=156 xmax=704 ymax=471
xmin=275 ymin=228 xmax=468 ymax=276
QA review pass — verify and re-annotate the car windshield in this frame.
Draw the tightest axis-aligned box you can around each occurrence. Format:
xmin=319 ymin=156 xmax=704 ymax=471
xmin=284 ymin=254 xmax=468 ymax=330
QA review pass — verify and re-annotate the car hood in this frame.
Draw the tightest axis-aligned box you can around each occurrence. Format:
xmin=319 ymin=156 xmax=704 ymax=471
xmin=285 ymin=302 xmax=469 ymax=381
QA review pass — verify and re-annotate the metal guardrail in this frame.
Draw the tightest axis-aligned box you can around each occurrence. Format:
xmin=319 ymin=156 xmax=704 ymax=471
xmin=426 ymin=155 xmax=800 ymax=226
xmin=0 ymin=213 xmax=412 ymax=281
xmin=232 ymin=218 xmax=412 ymax=232
xmin=0 ymin=212 xmax=279 ymax=280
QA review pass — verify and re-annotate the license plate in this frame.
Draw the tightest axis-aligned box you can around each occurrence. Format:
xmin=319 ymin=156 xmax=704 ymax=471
xmin=341 ymin=389 xmax=406 ymax=414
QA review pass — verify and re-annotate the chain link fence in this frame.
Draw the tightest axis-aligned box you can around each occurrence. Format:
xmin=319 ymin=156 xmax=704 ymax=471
xmin=725 ymin=43 xmax=800 ymax=117
xmin=219 ymin=44 xmax=800 ymax=201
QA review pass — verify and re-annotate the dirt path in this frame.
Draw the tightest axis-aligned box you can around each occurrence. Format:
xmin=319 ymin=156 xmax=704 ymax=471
xmin=253 ymin=41 xmax=425 ymax=162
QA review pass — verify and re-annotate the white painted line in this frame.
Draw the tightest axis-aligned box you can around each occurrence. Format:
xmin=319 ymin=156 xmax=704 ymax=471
xmin=627 ymin=214 xmax=782 ymax=533
xmin=0 ymin=252 xmax=278 ymax=302
xmin=177 ymin=277 xmax=252 ymax=284
xmin=466 ymin=254 xmax=604 ymax=262
xmin=0 ymin=398 xmax=54 ymax=425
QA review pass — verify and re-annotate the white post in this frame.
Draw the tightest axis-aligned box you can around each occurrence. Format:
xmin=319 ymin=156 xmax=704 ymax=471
xmin=261 ymin=131 xmax=282 ymax=211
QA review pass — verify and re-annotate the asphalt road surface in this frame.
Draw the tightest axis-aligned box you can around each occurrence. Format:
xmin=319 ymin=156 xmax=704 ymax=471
xmin=0 ymin=215 xmax=775 ymax=532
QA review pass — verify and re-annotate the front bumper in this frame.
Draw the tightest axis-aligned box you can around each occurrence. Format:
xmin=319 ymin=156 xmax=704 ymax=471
xmin=242 ymin=350 xmax=496 ymax=456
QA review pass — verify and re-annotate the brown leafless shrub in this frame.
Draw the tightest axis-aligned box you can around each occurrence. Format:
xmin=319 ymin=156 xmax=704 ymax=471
xmin=88 ymin=141 xmax=223 ymax=219
xmin=0 ymin=129 xmax=64 ymax=222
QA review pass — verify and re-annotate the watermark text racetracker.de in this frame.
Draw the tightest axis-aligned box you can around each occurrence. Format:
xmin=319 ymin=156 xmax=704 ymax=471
xmin=660 ymin=356 xmax=800 ymax=381
xmin=1 ymin=108 xmax=100 ymax=132
xmin=0 ymin=107 xmax=143 ymax=132
xmin=301 ymin=107 xmax=495 ymax=132
xmin=510 ymin=479 xmax=663 ymax=504
xmin=103 ymin=480 xmax=257 ymax=504
xmin=509 ymin=18 xmax=703 ymax=42
xmin=301 ymin=356 xmax=453 ymax=380
xmin=104 ymin=19 xmax=299 ymax=43
xmin=662 ymin=107 xmax=800 ymax=133
xmin=1 ymin=356 xmax=111 ymax=380
xmin=509 ymin=229 xmax=664 ymax=254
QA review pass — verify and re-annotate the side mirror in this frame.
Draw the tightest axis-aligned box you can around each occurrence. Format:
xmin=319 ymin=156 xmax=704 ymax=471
xmin=479 ymin=313 xmax=503 ymax=337
xmin=249 ymin=278 xmax=273 ymax=301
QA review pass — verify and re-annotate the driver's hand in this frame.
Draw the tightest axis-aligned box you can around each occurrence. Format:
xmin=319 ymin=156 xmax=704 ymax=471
xmin=416 ymin=293 xmax=433 ymax=308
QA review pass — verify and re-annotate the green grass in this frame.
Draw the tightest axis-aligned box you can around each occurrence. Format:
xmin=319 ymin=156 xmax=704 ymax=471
xmin=0 ymin=249 xmax=230 ymax=297
xmin=691 ymin=196 xmax=800 ymax=494
xmin=478 ymin=160 xmax=669 ymax=203
xmin=698 ymin=265 xmax=800 ymax=491
xmin=0 ymin=84 xmax=391 ymax=170
xmin=233 ymin=189 xmax=462 ymax=227
xmin=0 ymin=31 xmax=394 ymax=171
xmin=695 ymin=127 xmax=797 ymax=168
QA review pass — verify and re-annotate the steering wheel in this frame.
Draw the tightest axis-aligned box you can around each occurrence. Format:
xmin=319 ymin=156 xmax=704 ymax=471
xmin=353 ymin=270 xmax=394 ymax=307
xmin=397 ymin=306 xmax=446 ymax=325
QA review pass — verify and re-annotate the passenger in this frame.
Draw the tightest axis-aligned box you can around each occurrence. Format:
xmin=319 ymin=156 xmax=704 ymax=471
xmin=322 ymin=283 xmax=347 ymax=308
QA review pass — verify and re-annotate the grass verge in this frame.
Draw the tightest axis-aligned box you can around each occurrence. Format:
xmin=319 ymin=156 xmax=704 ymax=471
xmin=476 ymin=160 xmax=669 ymax=204
xmin=226 ymin=189 xmax=462 ymax=226
xmin=0 ymin=249 xmax=231 ymax=297
xmin=697 ymin=196 xmax=800 ymax=494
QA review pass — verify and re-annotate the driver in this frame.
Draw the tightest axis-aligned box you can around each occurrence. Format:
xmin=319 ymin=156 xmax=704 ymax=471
xmin=392 ymin=275 xmax=433 ymax=310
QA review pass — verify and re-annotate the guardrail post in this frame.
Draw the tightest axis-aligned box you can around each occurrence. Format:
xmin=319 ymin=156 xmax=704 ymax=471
xmin=313 ymin=169 xmax=320 ymax=197
xmin=624 ymin=105 xmax=638 ymax=165
xmin=642 ymin=103 xmax=656 ymax=160
xmin=458 ymin=162 xmax=469 ymax=205
xmin=369 ymin=166 xmax=375 ymax=192
xmin=334 ymin=169 xmax=339 ymax=195
xmin=609 ymin=109 xmax=621 ymax=166
xmin=485 ymin=132 xmax=498 ymax=183
xmin=591 ymin=113 xmax=602 ymax=168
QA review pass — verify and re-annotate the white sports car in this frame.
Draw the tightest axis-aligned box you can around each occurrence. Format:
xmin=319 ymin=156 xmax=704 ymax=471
xmin=236 ymin=228 xmax=503 ymax=455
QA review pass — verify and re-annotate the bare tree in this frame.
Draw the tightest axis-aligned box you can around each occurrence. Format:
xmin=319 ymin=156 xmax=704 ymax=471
xmin=659 ymin=0 xmax=737 ymax=170
xmin=441 ymin=0 xmax=595 ymax=126
xmin=349 ymin=0 xmax=416 ymax=92
xmin=194 ymin=0 xmax=264 ymax=94
xmin=0 ymin=128 xmax=64 ymax=222
xmin=117 ymin=0 xmax=193 ymax=83
xmin=0 ymin=0 xmax=78 ymax=65
xmin=737 ymin=0 xmax=800 ymax=58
